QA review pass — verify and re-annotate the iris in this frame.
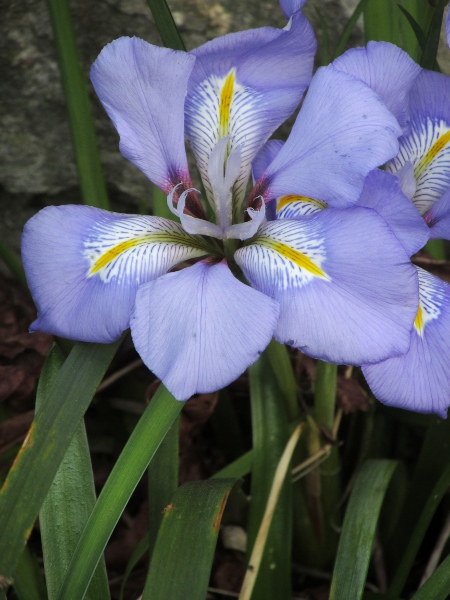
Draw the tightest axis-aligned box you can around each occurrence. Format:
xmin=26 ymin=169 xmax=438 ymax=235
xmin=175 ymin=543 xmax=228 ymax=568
xmin=22 ymin=9 xmax=419 ymax=401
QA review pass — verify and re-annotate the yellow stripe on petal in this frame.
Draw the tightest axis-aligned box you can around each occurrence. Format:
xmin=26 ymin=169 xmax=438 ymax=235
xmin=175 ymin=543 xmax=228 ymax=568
xmin=88 ymin=231 xmax=210 ymax=277
xmin=257 ymin=238 xmax=328 ymax=279
xmin=414 ymin=129 xmax=450 ymax=179
xmin=218 ymin=70 xmax=235 ymax=138
xmin=414 ymin=303 xmax=424 ymax=335
xmin=277 ymin=195 xmax=328 ymax=212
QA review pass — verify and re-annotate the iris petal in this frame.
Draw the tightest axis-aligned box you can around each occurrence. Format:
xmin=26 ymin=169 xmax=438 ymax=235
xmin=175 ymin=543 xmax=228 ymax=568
xmin=258 ymin=66 xmax=402 ymax=207
xmin=91 ymin=37 xmax=195 ymax=197
xmin=235 ymin=207 xmax=418 ymax=364
xmin=23 ymin=205 xmax=210 ymax=342
xmin=185 ymin=13 xmax=316 ymax=213
xmin=357 ymin=169 xmax=429 ymax=256
xmin=386 ymin=70 xmax=450 ymax=215
xmin=333 ymin=42 xmax=421 ymax=134
xmin=363 ymin=268 xmax=450 ymax=418
xmin=131 ymin=261 xmax=280 ymax=401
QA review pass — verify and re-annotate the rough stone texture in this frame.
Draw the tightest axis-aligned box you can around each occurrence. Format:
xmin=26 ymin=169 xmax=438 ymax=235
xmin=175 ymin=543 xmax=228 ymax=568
xmin=1 ymin=0 xmax=364 ymax=258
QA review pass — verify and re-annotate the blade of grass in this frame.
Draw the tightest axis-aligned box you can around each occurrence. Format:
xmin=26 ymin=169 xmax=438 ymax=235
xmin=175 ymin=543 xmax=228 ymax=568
xmin=13 ymin=548 xmax=47 ymax=600
xmin=387 ymin=462 xmax=450 ymax=599
xmin=332 ymin=0 xmax=371 ymax=60
xmin=247 ymin=352 xmax=292 ymax=600
xmin=46 ymin=0 xmax=109 ymax=208
xmin=119 ymin=534 xmax=149 ymax=600
xmin=212 ymin=450 xmax=253 ymax=480
xmin=329 ymin=460 xmax=398 ymax=600
xmin=421 ymin=0 xmax=446 ymax=70
xmin=147 ymin=414 xmax=180 ymax=558
xmin=55 ymin=385 xmax=183 ymax=600
xmin=310 ymin=361 xmax=341 ymax=563
xmin=0 ymin=339 xmax=121 ymax=590
xmin=411 ymin=552 xmax=450 ymax=600
xmin=315 ymin=7 xmax=330 ymax=66
xmin=239 ymin=423 xmax=304 ymax=600
xmin=38 ymin=346 xmax=109 ymax=600
xmin=146 ymin=0 xmax=185 ymax=50
xmin=0 ymin=241 xmax=27 ymax=289
xmin=142 ymin=479 xmax=239 ymax=600
xmin=265 ymin=340 xmax=299 ymax=421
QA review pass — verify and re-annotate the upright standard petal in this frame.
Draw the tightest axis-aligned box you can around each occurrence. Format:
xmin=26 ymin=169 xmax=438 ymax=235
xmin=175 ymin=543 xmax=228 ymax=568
xmin=91 ymin=37 xmax=195 ymax=195
xmin=22 ymin=205 xmax=210 ymax=342
xmin=386 ymin=69 xmax=450 ymax=215
xmin=333 ymin=42 xmax=421 ymax=133
xmin=235 ymin=207 xmax=418 ymax=365
xmin=185 ymin=13 xmax=316 ymax=212
xmin=257 ymin=66 xmax=401 ymax=207
xmin=357 ymin=169 xmax=429 ymax=256
xmin=363 ymin=268 xmax=450 ymax=418
xmin=131 ymin=261 xmax=280 ymax=401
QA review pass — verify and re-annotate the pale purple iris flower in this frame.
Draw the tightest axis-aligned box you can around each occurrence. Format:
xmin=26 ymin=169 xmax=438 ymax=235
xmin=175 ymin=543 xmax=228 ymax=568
xmin=329 ymin=43 xmax=450 ymax=417
xmin=22 ymin=20 xmax=419 ymax=401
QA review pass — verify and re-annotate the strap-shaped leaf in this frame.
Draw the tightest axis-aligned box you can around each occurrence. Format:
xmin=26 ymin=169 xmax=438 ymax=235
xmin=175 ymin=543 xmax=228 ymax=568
xmin=145 ymin=0 xmax=185 ymax=51
xmin=46 ymin=0 xmax=109 ymax=208
xmin=247 ymin=352 xmax=292 ymax=600
xmin=56 ymin=385 xmax=183 ymax=600
xmin=142 ymin=479 xmax=239 ymax=600
xmin=329 ymin=459 xmax=398 ymax=600
xmin=38 ymin=346 xmax=110 ymax=600
xmin=0 ymin=339 xmax=121 ymax=590
xmin=411 ymin=553 xmax=450 ymax=600
xmin=387 ymin=462 xmax=450 ymax=598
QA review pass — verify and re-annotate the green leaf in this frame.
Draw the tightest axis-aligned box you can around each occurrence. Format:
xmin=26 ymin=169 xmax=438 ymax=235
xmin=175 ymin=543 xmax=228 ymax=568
xmin=212 ymin=450 xmax=253 ymax=480
xmin=387 ymin=462 xmax=450 ymax=599
xmin=0 ymin=340 xmax=121 ymax=590
xmin=329 ymin=460 xmax=398 ymax=600
xmin=56 ymin=385 xmax=183 ymax=600
xmin=147 ymin=414 xmax=180 ymax=557
xmin=421 ymin=0 xmax=446 ymax=70
xmin=142 ymin=479 xmax=238 ymax=600
xmin=411 ymin=553 xmax=450 ymax=600
xmin=0 ymin=240 xmax=27 ymax=289
xmin=363 ymin=0 xmax=427 ymax=58
xmin=13 ymin=547 xmax=48 ymax=600
xmin=146 ymin=0 xmax=185 ymax=50
xmin=38 ymin=346 xmax=110 ymax=600
xmin=240 ymin=424 xmax=304 ymax=600
xmin=266 ymin=340 xmax=299 ymax=421
xmin=45 ymin=0 xmax=109 ymax=209
xmin=332 ymin=0 xmax=371 ymax=60
xmin=315 ymin=7 xmax=330 ymax=66
xmin=119 ymin=534 xmax=149 ymax=600
xmin=247 ymin=352 xmax=292 ymax=600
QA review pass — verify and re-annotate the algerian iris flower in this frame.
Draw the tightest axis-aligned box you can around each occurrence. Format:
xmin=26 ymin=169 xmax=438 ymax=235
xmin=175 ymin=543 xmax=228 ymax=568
xmin=22 ymin=16 xmax=420 ymax=401
xmin=330 ymin=43 xmax=450 ymax=417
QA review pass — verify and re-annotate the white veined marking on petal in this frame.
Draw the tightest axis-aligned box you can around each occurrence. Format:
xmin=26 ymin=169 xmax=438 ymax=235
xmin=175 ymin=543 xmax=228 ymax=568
xmin=185 ymin=70 xmax=264 ymax=202
xmin=240 ymin=221 xmax=330 ymax=291
xmin=414 ymin=268 xmax=443 ymax=335
xmin=388 ymin=118 xmax=450 ymax=215
xmin=276 ymin=195 xmax=328 ymax=219
xmin=83 ymin=217 xmax=207 ymax=284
